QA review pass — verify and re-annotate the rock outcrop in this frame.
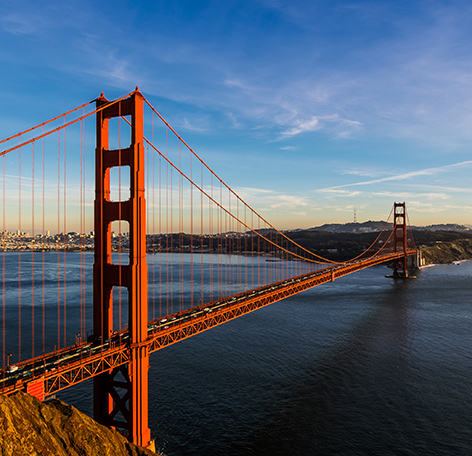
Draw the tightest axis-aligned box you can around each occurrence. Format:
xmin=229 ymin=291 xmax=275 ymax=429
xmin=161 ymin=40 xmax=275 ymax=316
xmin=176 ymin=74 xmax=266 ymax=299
xmin=0 ymin=392 xmax=159 ymax=456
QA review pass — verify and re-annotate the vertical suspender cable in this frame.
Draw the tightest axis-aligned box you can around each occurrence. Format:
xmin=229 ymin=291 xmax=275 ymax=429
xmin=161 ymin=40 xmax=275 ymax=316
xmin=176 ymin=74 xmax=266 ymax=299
xmin=118 ymin=106 xmax=122 ymax=331
xmin=18 ymin=137 xmax=22 ymax=361
xmin=190 ymin=150 xmax=193 ymax=308
xmin=243 ymin=205 xmax=246 ymax=292
xmin=2 ymin=153 xmax=5 ymax=368
xmin=236 ymin=200 xmax=243 ymax=291
xmin=227 ymin=196 xmax=230 ymax=294
xmin=145 ymin=119 xmax=149 ymax=318
xmin=218 ymin=181 xmax=221 ymax=300
xmin=152 ymin=114 xmax=156 ymax=320
xmin=57 ymin=130 xmax=60 ymax=351
xmin=179 ymin=141 xmax=183 ymax=312
xmin=256 ymin=213 xmax=259 ymax=288
xmin=82 ymin=114 xmax=87 ymax=341
xmin=201 ymin=162 xmax=203 ymax=305
xmin=178 ymin=142 xmax=182 ymax=311
xmin=79 ymin=116 xmax=84 ymax=341
xmin=31 ymin=143 xmax=35 ymax=359
xmin=63 ymin=119 xmax=67 ymax=347
xmin=224 ymin=197 xmax=227 ymax=297
xmin=209 ymin=174 xmax=212 ymax=302
xmin=42 ymin=131 xmax=45 ymax=353
xmin=158 ymin=150 xmax=162 ymax=318
xmin=251 ymin=211 xmax=254 ymax=290
xmin=170 ymin=164 xmax=173 ymax=312
xmin=166 ymin=128 xmax=169 ymax=315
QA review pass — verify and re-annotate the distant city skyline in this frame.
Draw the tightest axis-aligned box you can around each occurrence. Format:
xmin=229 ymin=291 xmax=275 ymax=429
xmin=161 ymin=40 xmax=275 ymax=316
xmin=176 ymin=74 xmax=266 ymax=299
xmin=1 ymin=1 xmax=472 ymax=230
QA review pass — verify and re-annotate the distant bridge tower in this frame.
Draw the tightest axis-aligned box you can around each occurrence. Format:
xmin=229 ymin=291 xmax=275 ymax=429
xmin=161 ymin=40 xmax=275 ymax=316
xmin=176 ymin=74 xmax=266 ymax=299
xmin=393 ymin=202 xmax=409 ymax=278
xmin=93 ymin=89 xmax=151 ymax=448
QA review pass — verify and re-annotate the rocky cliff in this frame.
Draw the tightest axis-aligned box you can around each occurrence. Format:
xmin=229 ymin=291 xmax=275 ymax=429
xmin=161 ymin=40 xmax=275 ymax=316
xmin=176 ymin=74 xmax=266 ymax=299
xmin=0 ymin=392 xmax=159 ymax=456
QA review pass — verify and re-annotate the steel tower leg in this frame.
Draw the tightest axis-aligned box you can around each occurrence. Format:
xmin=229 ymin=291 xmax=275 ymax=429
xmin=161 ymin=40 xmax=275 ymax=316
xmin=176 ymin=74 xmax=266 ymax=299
xmin=93 ymin=89 xmax=151 ymax=448
xmin=393 ymin=202 xmax=408 ymax=278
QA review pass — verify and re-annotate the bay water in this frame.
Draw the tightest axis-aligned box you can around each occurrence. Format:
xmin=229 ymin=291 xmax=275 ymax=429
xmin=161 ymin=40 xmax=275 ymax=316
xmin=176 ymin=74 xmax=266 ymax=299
xmin=3 ymin=253 xmax=472 ymax=455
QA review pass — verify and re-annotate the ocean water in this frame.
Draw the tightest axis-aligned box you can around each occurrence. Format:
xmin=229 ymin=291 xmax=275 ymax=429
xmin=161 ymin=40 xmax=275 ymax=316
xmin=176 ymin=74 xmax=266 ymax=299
xmin=3 ymin=253 xmax=472 ymax=455
xmin=141 ymin=261 xmax=472 ymax=456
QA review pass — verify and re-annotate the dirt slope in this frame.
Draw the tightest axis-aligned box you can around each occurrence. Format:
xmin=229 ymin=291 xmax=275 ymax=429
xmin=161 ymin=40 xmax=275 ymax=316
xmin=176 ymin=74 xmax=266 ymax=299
xmin=0 ymin=391 xmax=159 ymax=456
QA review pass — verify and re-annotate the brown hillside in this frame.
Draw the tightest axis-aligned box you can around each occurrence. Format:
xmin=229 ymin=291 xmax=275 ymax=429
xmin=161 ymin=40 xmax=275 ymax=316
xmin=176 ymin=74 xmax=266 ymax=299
xmin=0 ymin=392 xmax=159 ymax=456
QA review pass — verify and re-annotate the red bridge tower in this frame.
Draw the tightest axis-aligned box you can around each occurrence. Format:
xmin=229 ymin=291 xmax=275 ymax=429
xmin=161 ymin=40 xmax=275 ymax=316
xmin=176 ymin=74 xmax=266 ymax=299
xmin=393 ymin=202 xmax=409 ymax=278
xmin=93 ymin=89 xmax=151 ymax=448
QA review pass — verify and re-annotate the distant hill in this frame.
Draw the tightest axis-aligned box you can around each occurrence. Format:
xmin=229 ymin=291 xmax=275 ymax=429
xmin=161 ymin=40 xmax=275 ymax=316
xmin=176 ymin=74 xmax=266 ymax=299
xmin=309 ymin=220 xmax=392 ymax=233
xmin=309 ymin=221 xmax=470 ymax=233
xmin=281 ymin=225 xmax=472 ymax=264
xmin=416 ymin=223 xmax=471 ymax=232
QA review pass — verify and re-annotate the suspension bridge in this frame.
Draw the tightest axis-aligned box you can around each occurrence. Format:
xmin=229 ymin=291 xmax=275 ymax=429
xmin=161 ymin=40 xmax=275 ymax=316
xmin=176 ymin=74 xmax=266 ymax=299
xmin=0 ymin=89 xmax=418 ymax=449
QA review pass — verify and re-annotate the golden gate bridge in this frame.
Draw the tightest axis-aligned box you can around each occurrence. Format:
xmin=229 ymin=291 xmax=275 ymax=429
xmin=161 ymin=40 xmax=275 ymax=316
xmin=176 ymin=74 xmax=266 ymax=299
xmin=0 ymin=88 xmax=418 ymax=449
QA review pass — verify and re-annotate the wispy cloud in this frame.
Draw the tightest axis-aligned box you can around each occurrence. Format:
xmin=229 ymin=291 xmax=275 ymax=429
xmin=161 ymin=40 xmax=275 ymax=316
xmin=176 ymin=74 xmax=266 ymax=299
xmin=340 ymin=168 xmax=385 ymax=178
xmin=373 ymin=191 xmax=451 ymax=200
xmin=181 ymin=118 xmax=207 ymax=133
xmin=321 ymin=160 xmax=472 ymax=191
xmin=268 ymin=194 xmax=309 ymax=209
xmin=80 ymin=40 xmax=140 ymax=89
xmin=227 ymin=112 xmax=242 ymax=129
xmin=233 ymin=187 xmax=274 ymax=197
xmin=221 ymin=76 xmax=365 ymax=140
xmin=279 ymin=114 xmax=362 ymax=139
xmin=318 ymin=188 xmax=362 ymax=198
xmin=224 ymin=79 xmax=252 ymax=91
xmin=233 ymin=186 xmax=310 ymax=211
xmin=322 ymin=203 xmax=368 ymax=213
xmin=281 ymin=116 xmax=320 ymax=137
xmin=405 ymin=184 xmax=472 ymax=193
xmin=1 ymin=11 xmax=46 ymax=35
xmin=207 ymin=4 xmax=472 ymax=147
xmin=409 ymin=201 xmax=472 ymax=213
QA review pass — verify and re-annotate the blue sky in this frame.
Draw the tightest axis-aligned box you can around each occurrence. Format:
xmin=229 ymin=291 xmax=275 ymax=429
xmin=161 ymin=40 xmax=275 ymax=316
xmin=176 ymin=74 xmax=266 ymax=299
xmin=1 ymin=0 xmax=472 ymax=229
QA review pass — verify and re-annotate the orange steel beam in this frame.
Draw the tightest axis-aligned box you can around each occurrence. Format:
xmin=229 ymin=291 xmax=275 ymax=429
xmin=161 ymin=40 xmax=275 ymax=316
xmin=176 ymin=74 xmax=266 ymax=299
xmin=93 ymin=89 xmax=151 ymax=448
xmin=1 ymin=344 xmax=130 ymax=397
xmin=1 ymin=250 xmax=417 ymax=399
